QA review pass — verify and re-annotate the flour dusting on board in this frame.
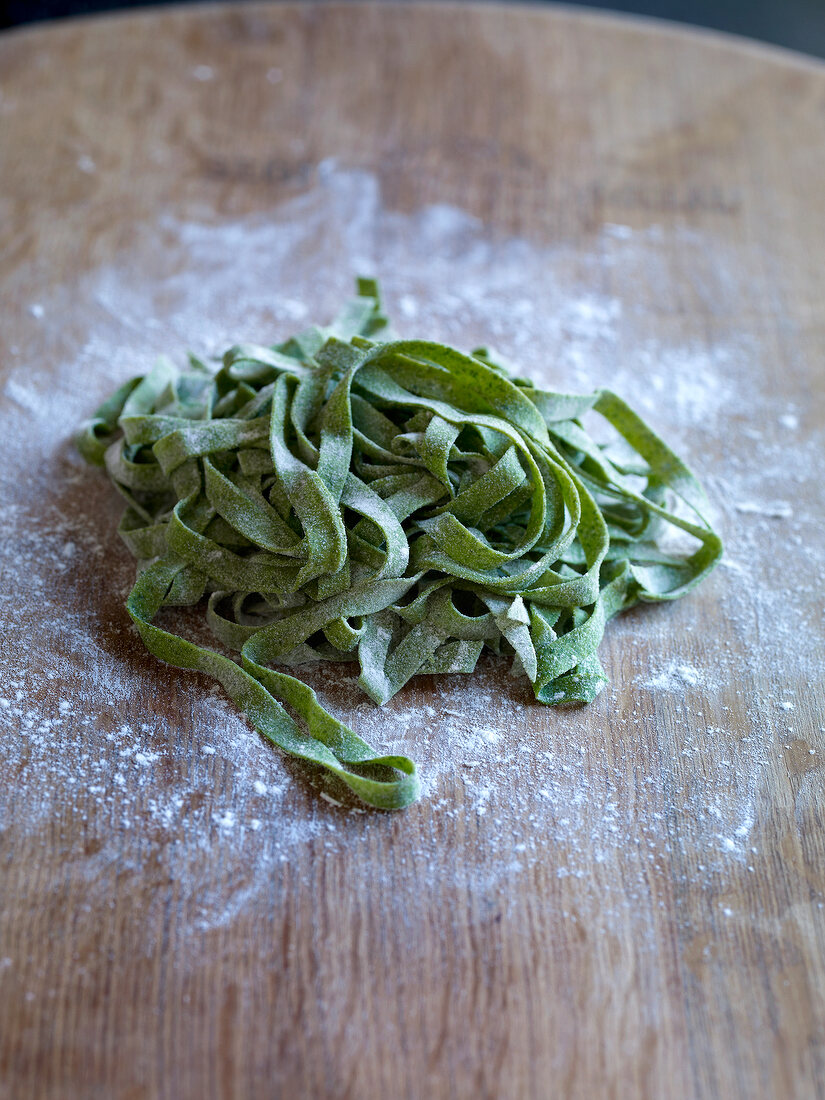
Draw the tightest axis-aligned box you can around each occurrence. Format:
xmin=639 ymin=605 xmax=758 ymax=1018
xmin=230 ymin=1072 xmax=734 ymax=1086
xmin=1 ymin=162 xmax=823 ymax=937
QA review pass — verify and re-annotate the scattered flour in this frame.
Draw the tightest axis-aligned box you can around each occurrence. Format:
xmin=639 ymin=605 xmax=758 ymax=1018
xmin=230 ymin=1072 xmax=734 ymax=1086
xmin=640 ymin=662 xmax=709 ymax=692
xmin=1 ymin=161 xmax=823 ymax=936
xmin=734 ymin=500 xmax=793 ymax=519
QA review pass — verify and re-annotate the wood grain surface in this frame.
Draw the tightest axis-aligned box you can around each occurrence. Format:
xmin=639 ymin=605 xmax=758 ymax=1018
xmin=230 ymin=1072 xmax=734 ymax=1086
xmin=1 ymin=4 xmax=824 ymax=1098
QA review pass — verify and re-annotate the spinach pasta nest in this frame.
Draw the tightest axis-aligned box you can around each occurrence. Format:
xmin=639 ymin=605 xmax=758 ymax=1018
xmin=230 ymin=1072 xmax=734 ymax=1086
xmin=77 ymin=279 xmax=722 ymax=810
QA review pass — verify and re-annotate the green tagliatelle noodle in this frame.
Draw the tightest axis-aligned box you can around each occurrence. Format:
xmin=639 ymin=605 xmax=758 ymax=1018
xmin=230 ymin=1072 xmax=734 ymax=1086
xmin=77 ymin=279 xmax=722 ymax=810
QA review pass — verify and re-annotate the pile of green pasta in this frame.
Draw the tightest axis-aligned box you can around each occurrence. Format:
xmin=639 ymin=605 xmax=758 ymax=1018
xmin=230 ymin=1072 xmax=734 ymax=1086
xmin=78 ymin=279 xmax=722 ymax=810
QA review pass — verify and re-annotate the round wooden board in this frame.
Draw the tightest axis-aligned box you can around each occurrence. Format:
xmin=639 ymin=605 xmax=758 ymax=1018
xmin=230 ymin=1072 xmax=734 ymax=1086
xmin=1 ymin=4 xmax=824 ymax=1098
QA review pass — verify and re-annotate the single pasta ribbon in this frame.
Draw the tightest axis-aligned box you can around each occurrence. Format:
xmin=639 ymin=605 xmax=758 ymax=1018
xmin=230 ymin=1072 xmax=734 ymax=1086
xmin=77 ymin=278 xmax=722 ymax=810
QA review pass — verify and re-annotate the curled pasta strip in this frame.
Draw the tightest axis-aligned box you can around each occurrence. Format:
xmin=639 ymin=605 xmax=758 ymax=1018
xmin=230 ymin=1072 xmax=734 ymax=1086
xmin=78 ymin=279 xmax=722 ymax=809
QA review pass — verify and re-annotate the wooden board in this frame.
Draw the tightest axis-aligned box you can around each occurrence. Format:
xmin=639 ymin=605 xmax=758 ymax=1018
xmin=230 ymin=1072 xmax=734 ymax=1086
xmin=1 ymin=4 xmax=824 ymax=1097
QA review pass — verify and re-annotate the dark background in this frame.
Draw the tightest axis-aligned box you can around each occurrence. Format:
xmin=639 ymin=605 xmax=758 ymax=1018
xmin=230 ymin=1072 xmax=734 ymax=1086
xmin=1 ymin=0 xmax=825 ymax=60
